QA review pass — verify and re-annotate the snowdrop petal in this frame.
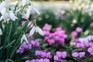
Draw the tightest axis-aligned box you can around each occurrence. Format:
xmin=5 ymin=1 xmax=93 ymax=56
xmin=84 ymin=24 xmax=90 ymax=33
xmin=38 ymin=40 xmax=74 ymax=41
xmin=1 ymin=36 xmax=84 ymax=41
xmin=30 ymin=26 xmax=35 ymax=36
xmin=0 ymin=16 xmax=4 ymax=21
xmin=25 ymin=6 xmax=31 ymax=19
xmin=0 ymin=28 xmax=2 ymax=35
xmin=9 ymin=11 xmax=18 ymax=21
xmin=31 ymin=4 xmax=40 ymax=15
xmin=0 ymin=1 xmax=7 ymax=11
xmin=1 ymin=7 xmax=6 ymax=15
xmin=36 ymin=26 xmax=44 ymax=36
xmin=9 ymin=1 xmax=18 ymax=6
xmin=21 ymin=34 xmax=28 ymax=44
xmin=21 ymin=0 xmax=27 ymax=6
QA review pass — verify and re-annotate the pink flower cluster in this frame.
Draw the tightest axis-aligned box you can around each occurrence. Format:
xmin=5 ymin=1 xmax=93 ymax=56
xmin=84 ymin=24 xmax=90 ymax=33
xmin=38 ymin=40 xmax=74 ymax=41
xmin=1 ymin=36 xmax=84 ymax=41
xmin=76 ymin=42 xmax=93 ymax=48
xmin=35 ymin=50 xmax=51 ymax=58
xmin=71 ymin=27 xmax=82 ymax=37
xmin=53 ymin=51 xmax=67 ymax=61
xmin=17 ymin=40 xmax=40 ymax=54
xmin=43 ymin=24 xmax=66 ymax=45
xmin=25 ymin=58 xmax=50 ymax=62
xmin=72 ymin=52 xmax=85 ymax=58
xmin=75 ymin=41 xmax=93 ymax=56
xmin=87 ymin=45 xmax=93 ymax=56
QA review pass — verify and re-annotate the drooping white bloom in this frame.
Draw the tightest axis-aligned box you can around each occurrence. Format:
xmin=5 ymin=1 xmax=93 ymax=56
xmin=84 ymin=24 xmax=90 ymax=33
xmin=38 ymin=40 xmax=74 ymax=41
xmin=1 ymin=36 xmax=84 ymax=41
xmin=21 ymin=34 xmax=28 ymax=44
xmin=0 ymin=7 xmax=9 ymax=22
xmin=0 ymin=28 xmax=2 ymax=35
xmin=30 ymin=26 xmax=36 ymax=36
xmin=25 ymin=6 xmax=32 ymax=19
xmin=35 ymin=26 xmax=44 ymax=36
xmin=0 ymin=1 xmax=7 ymax=12
xmin=9 ymin=11 xmax=18 ymax=21
xmin=30 ymin=26 xmax=44 ymax=36
xmin=21 ymin=0 xmax=28 ymax=6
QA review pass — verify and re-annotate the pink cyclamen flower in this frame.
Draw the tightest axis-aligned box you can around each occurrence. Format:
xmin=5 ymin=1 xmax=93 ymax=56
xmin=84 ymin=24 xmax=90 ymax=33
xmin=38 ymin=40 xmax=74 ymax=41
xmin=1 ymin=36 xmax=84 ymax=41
xmin=76 ymin=42 xmax=85 ymax=48
xmin=72 ymin=52 xmax=79 ymax=58
xmin=76 ymin=27 xmax=83 ymax=32
xmin=61 ymin=51 xmax=67 ymax=58
xmin=79 ymin=52 xmax=85 ymax=58
xmin=47 ymin=39 xmax=55 ymax=45
xmin=54 ymin=55 xmax=59 ymax=60
xmin=87 ymin=47 xmax=93 ymax=56
xmin=71 ymin=31 xmax=78 ymax=37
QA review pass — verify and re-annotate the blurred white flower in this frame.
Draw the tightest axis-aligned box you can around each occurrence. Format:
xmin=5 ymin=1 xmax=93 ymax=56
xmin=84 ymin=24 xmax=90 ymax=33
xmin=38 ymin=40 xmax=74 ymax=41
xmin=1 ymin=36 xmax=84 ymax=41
xmin=30 ymin=26 xmax=44 ymax=36
xmin=0 ymin=28 xmax=2 ymax=35
xmin=31 ymin=4 xmax=40 ymax=15
xmin=21 ymin=34 xmax=28 ymax=44
xmin=35 ymin=26 xmax=44 ymax=36
xmin=79 ymin=38 xmax=89 ymax=43
xmin=21 ymin=0 xmax=28 ymax=6
xmin=24 ymin=6 xmax=32 ymax=19
xmin=72 ymin=19 xmax=77 ymax=24
xmin=0 ymin=1 xmax=7 ymax=12
xmin=79 ymin=35 xmax=93 ymax=43
xmin=9 ymin=11 xmax=18 ymax=21
xmin=0 ymin=7 xmax=9 ymax=22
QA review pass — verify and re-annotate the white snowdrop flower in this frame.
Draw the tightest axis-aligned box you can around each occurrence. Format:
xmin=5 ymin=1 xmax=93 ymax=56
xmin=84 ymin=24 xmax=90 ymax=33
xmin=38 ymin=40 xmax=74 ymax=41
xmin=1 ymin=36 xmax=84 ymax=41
xmin=35 ymin=26 xmax=44 ymax=36
xmin=0 ymin=16 xmax=4 ymax=21
xmin=0 ymin=7 xmax=9 ymax=21
xmin=0 ymin=1 xmax=7 ymax=12
xmin=0 ymin=7 xmax=7 ymax=15
xmin=2 ymin=22 xmax=5 ymax=29
xmin=9 ymin=11 xmax=18 ymax=21
xmin=30 ymin=26 xmax=44 ymax=36
xmin=21 ymin=0 xmax=28 ymax=6
xmin=25 ymin=6 xmax=32 ymax=19
xmin=0 ymin=28 xmax=2 ymax=35
xmin=21 ymin=34 xmax=28 ymax=44
xmin=30 ymin=26 xmax=36 ymax=36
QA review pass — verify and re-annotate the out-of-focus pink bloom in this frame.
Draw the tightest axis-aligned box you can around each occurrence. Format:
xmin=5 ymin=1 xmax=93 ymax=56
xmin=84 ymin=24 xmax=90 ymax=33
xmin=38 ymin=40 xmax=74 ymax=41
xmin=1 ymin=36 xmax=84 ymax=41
xmin=47 ymin=39 xmax=55 ymax=45
xmin=76 ymin=27 xmax=83 ymax=32
xmin=35 ymin=50 xmax=51 ymax=58
xmin=21 ymin=21 xmax=26 ymax=26
xmin=55 ymin=11 xmax=63 ymax=18
xmin=21 ymin=21 xmax=33 ymax=28
xmin=42 ymin=24 xmax=51 ymax=31
xmin=61 ymin=51 xmax=67 ymax=58
xmin=26 ymin=34 xmax=31 ymax=38
xmin=90 ymin=22 xmax=93 ymax=27
xmin=76 ymin=42 xmax=85 ymax=48
xmin=17 ymin=40 xmax=40 ymax=54
xmin=54 ymin=55 xmax=59 ymax=60
xmin=79 ymin=52 xmax=85 ymax=58
xmin=54 ymin=51 xmax=66 ymax=61
xmin=87 ymin=47 xmax=93 ymax=56
xmin=72 ymin=52 xmax=79 ymax=57
xmin=71 ymin=31 xmax=78 ymax=37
